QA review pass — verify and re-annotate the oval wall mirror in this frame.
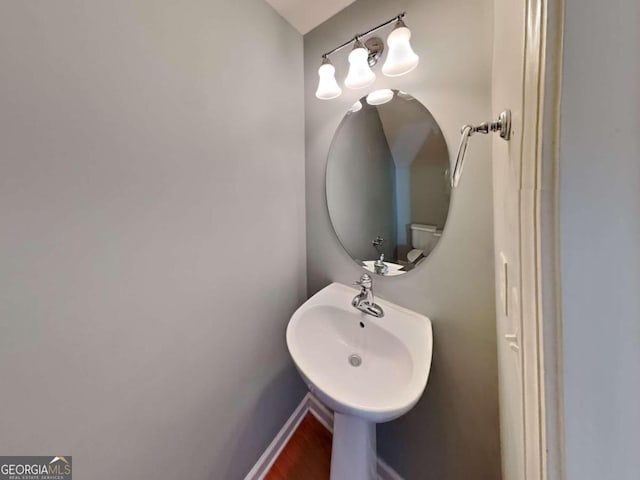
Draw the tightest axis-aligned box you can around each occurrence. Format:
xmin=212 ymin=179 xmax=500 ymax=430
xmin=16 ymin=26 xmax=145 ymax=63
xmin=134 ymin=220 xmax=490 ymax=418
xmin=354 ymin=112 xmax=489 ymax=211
xmin=326 ymin=89 xmax=451 ymax=276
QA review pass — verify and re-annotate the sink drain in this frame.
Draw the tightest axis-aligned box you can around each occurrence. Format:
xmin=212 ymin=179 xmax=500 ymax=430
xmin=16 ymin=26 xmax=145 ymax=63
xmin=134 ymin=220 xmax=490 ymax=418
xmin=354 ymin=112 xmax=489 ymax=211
xmin=348 ymin=354 xmax=362 ymax=367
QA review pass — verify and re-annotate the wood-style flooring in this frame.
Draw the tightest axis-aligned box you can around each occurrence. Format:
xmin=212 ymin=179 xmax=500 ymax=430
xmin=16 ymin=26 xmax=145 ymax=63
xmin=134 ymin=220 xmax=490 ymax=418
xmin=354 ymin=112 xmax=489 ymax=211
xmin=265 ymin=413 xmax=333 ymax=480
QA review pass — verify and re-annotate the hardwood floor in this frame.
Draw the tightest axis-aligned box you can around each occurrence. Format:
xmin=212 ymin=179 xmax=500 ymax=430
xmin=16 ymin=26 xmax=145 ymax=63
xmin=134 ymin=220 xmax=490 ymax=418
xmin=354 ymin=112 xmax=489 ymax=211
xmin=265 ymin=413 xmax=333 ymax=480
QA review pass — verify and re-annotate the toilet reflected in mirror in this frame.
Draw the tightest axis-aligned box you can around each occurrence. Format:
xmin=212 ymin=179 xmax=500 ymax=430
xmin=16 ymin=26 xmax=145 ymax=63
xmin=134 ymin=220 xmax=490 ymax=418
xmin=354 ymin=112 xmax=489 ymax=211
xmin=326 ymin=90 xmax=451 ymax=276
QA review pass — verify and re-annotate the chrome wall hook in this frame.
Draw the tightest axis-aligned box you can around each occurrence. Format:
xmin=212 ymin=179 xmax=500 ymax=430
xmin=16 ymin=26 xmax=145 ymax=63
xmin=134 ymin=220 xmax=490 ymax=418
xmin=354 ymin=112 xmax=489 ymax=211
xmin=451 ymin=110 xmax=511 ymax=187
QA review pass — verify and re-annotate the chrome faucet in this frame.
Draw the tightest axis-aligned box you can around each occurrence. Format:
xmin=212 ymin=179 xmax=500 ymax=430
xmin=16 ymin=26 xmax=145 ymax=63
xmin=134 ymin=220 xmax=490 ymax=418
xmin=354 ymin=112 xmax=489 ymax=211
xmin=372 ymin=236 xmax=384 ymax=255
xmin=371 ymin=236 xmax=388 ymax=275
xmin=351 ymin=274 xmax=384 ymax=318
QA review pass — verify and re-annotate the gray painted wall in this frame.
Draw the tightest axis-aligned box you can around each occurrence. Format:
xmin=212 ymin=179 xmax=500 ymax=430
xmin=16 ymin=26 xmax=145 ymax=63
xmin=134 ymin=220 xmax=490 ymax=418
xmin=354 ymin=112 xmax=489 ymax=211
xmin=376 ymin=99 xmax=450 ymax=233
xmin=327 ymin=105 xmax=396 ymax=262
xmin=304 ymin=0 xmax=500 ymax=478
xmin=0 ymin=1 xmax=306 ymax=479
xmin=559 ymin=0 xmax=640 ymax=478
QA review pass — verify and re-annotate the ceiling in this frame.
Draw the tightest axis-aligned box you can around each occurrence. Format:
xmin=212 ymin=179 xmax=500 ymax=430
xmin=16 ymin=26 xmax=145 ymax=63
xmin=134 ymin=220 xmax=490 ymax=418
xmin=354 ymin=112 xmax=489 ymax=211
xmin=264 ymin=0 xmax=357 ymax=34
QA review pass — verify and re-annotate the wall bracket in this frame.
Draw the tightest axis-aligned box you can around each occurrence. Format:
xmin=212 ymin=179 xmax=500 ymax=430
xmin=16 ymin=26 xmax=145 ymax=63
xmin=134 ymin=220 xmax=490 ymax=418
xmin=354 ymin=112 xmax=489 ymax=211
xmin=451 ymin=110 xmax=512 ymax=187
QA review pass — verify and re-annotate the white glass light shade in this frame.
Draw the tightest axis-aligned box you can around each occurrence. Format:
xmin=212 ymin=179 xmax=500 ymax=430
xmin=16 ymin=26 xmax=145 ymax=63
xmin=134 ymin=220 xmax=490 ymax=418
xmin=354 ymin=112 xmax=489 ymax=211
xmin=382 ymin=25 xmax=419 ymax=77
xmin=315 ymin=62 xmax=342 ymax=100
xmin=350 ymin=100 xmax=363 ymax=113
xmin=344 ymin=46 xmax=376 ymax=90
xmin=366 ymin=89 xmax=394 ymax=106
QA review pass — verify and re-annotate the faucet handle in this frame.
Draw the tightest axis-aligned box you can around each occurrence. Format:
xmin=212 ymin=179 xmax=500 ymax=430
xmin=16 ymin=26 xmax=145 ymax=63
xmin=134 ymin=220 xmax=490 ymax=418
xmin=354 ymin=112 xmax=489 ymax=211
xmin=372 ymin=236 xmax=384 ymax=255
xmin=354 ymin=273 xmax=373 ymax=289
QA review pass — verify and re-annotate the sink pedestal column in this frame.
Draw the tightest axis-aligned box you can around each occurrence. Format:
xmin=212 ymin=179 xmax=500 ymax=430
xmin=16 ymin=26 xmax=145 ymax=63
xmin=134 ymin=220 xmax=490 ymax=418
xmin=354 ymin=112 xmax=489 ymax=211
xmin=330 ymin=412 xmax=377 ymax=480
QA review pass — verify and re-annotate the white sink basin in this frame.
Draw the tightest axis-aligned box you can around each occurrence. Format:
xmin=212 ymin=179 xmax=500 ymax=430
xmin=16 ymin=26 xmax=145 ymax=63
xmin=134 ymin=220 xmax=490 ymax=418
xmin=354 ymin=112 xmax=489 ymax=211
xmin=287 ymin=283 xmax=432 ymax=422
xmin=287 ymin=283 xmax=433 ymax=478
xmin=361 ymin=260 xmax=406 ymax=276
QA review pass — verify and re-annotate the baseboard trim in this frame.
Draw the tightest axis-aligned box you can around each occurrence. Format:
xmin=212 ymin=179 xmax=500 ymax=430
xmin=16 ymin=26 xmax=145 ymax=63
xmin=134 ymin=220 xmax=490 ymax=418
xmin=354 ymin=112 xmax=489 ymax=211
xmin=244 ymin=393 xmax=404 ymax=480
xmin=306 ymin=393 xmax=333 ymax=433
xmin=244 ymin=394 xmax=311 ymax=480
xmin=376 ymin=457 xmax=404 ymax=480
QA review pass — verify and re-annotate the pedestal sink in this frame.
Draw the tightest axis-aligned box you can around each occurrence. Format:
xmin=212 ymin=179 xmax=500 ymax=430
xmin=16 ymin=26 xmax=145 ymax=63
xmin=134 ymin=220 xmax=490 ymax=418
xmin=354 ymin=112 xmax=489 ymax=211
xmin=286 ymin=282 xmax=433 ymax=480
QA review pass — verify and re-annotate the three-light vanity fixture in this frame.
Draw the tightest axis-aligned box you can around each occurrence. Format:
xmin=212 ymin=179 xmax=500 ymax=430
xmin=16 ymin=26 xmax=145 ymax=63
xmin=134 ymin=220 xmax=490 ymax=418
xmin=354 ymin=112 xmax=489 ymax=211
xmin=315 ymin=12 xmax=419 ymax=100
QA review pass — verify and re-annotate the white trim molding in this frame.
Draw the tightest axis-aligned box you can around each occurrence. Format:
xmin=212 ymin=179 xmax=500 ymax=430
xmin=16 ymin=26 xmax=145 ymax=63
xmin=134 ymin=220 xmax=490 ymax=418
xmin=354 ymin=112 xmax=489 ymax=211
xmin=244 ymin=393 xmax=405 ymax=480
xmin=376 ymin=457 xmax=405 ymax=480
xmin=244 ymin=394 xmax=312 ymax=480
xmin=535 ymin=1 xmax=566 ymax=479
xmin=521 ymin=1 xmax=566 ymax=479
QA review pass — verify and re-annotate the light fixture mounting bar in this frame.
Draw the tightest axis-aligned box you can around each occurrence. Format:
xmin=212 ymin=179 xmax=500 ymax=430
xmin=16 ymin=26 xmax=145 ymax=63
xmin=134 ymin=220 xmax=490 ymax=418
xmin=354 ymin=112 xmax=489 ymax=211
xmin=321 ymin=12 xmax=406 ymax=59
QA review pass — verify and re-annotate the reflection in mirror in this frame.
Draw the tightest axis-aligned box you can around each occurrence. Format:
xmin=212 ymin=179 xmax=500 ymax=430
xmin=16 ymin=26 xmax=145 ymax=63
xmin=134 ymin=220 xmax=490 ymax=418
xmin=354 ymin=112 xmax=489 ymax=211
xmin=326 ymin=90 xmax=450 ymax=276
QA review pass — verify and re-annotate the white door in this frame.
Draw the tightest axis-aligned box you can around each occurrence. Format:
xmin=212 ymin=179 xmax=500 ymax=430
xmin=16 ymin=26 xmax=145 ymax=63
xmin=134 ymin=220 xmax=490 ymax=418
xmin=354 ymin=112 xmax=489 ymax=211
xmin=492 ymin=0 xmax=527 ymax=479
